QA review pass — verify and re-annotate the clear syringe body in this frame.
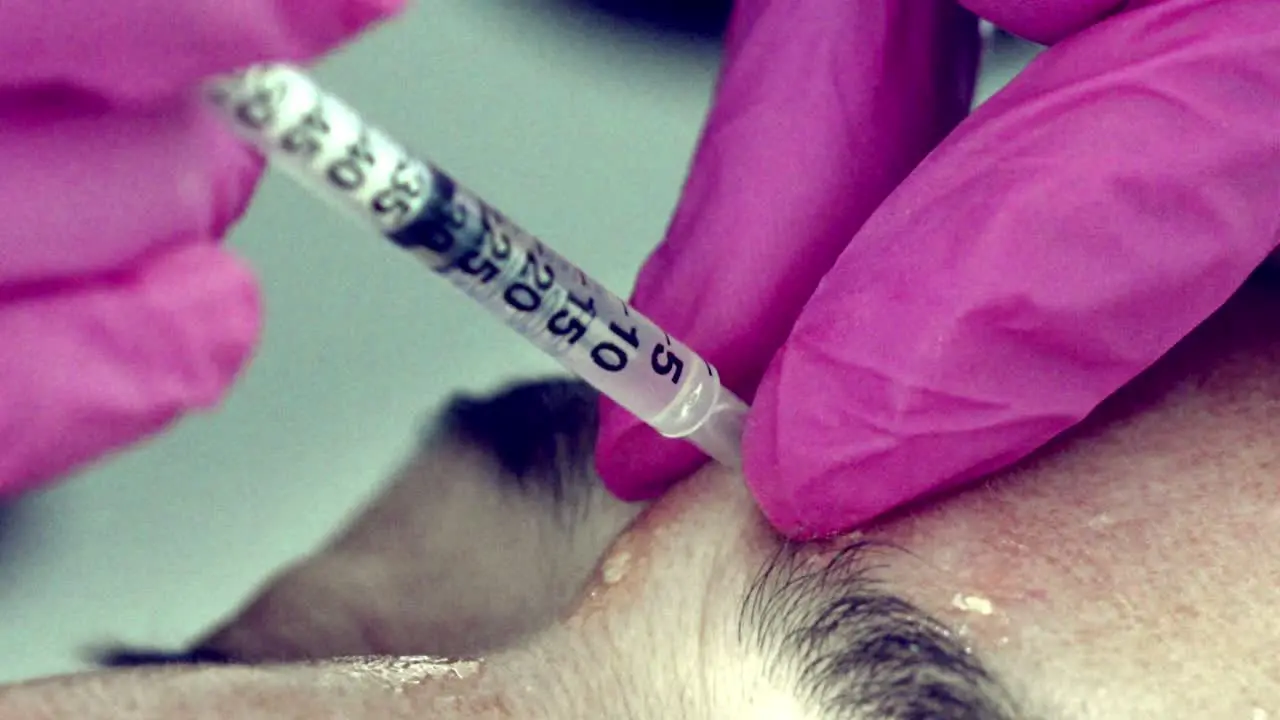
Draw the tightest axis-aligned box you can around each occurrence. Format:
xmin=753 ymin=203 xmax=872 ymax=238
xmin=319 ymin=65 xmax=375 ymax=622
xmin=205 ymin=64 xmax=748 ymax=469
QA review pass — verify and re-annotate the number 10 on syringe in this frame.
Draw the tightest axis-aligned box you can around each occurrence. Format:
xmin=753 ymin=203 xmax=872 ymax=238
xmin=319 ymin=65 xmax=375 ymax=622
xmin=206 ymin=64 xmax=749 ymax=469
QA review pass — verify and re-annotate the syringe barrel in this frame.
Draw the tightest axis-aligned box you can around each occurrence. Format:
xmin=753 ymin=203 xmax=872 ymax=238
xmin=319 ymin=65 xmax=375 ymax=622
xmin=205 ymin=64 xmax=748 ymax=468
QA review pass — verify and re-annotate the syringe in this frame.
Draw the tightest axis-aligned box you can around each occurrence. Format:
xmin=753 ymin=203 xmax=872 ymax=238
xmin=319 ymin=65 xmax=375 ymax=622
xmin=205 ymin=64 xmax=749 ymax=469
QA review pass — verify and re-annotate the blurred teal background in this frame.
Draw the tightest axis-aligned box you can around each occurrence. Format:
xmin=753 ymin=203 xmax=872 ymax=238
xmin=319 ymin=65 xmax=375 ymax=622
xmin=0 ymin=3 xmax=1040 ymax=682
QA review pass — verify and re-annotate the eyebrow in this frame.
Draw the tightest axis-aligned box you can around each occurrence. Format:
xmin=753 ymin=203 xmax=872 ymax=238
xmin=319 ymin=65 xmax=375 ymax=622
xmin=454 ymin=377 xmax=1029 ymax=718
xmin=738 ymin=538 xmax=1027 ymax=720
xmin=100 ymin=375 xmax=1025 ymax=720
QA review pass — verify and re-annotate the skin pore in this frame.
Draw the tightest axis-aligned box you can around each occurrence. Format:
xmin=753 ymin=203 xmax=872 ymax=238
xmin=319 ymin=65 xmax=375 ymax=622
xmin=2 ymin=274 xmax=1279 ymax=718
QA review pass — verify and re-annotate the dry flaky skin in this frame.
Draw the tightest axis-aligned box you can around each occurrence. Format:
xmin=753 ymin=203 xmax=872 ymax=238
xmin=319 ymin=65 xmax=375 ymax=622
xmin=5 ymin=277 xmax=1280 ymax=718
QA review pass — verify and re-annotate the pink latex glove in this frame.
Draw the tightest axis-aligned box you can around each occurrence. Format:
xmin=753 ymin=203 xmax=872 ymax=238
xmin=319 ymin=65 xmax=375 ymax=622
xmin=597 ymin=0 xmax=1280 ymax=539
xmin=0 ymin=0 xmax=403 ymax=496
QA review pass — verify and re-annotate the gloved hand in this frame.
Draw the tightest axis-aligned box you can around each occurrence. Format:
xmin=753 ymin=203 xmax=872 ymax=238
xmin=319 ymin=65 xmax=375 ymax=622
xmin=596 ymin=0 xmax=1280 ymax=539
xmin=0 ymin=0 xmax=403 ymax=496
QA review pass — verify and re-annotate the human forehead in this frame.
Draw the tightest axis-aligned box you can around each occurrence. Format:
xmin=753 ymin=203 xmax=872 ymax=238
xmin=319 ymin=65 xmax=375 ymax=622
xmin=569 ymin=460 xmax=1022 ymax=719
xmin=851 ymin=280 xmax=1280 ymax=717
xmin=603 ymin=280 xmax=1280 ymax=719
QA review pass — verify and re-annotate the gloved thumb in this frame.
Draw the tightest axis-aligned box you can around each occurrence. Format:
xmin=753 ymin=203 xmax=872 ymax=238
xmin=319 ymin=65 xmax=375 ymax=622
xmin=743 ymin=1 xmax=1280 ymax=539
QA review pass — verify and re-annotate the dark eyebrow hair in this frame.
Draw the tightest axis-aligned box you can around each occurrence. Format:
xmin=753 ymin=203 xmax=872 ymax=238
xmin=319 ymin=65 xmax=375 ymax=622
xmin=739 ymin=538 xmax=1028 ymax=720
xmin=100 ymin=375 xmax=1024 ymax=720
xmin=451 ymin=377 xmax=1029 ymax=718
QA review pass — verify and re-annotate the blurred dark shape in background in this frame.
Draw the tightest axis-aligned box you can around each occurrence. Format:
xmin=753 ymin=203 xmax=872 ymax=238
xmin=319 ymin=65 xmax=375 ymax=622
xmin=0 ymin=503 xmax=26 ymax=579
xmin=0 ymin=505 xmax=11 ymax=548
xmin=555 ymin=0 xmax=733 ymax=39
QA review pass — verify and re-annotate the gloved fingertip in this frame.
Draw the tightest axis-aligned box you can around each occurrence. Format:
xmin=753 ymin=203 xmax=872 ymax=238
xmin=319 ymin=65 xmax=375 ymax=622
xmin=345 ymin=0 xmax=409 ymax=31
xmin=205 ymin=119 xmax=267 ymax=243
xmin=290 ymin=0 xmax=407 ymax=60
xmin=739 ymin=371 xmax=816 ymax=540
xmin=740 ymin=354 xmax=894 ymax=541
xmin=142 ymin=242 xmax=263 ymax=406
xmin=595 ymin=398 xmax=707 ymax=502
xmin=0 ymin=241 xmax=263 ymax=498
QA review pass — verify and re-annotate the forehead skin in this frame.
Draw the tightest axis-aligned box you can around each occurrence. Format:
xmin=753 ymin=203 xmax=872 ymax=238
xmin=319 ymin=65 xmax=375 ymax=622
xmin=579 ymin=276 xmax=1280 ymax=718
xmin=859 ymin=278 xmax=1280 ymax=718
xmin=857 ymin=279 xmax=1280 ymax=717
xmin=516 ymin=276 xmax=1280 ymax=717
xmin=2 ymin=279 xmax=1278 ymax=719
